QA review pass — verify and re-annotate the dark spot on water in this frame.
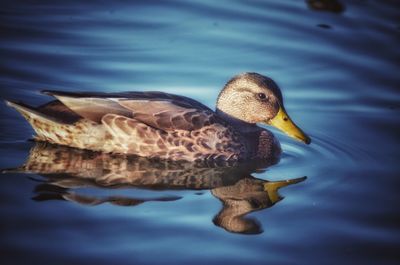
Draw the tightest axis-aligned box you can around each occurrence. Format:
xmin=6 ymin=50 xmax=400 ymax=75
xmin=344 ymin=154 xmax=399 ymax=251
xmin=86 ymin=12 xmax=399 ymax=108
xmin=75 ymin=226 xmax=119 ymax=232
xmin=317 ymin=24 xmax=332 ymax=29
xmin=306 ymin=0 xmax=345 ymax=13
xmin=195 ymin=192 xmax=204 ymax=195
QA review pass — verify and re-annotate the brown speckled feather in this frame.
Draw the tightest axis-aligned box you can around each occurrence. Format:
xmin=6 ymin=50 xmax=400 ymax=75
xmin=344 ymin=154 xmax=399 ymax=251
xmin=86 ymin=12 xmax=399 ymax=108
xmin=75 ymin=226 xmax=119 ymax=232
xmin=101 ymin=113 xmax=245 ymax=161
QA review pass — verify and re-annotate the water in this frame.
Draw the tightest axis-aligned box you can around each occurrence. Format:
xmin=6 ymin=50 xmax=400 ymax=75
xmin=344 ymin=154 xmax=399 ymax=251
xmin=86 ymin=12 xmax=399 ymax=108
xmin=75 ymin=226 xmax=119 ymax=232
xmin=0 ymin=0 xmax=399 ymax=264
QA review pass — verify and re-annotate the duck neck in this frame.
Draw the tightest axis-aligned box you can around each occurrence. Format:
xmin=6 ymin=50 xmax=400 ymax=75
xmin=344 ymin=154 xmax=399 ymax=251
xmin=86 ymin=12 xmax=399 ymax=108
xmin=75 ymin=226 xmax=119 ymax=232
xmin=216 ymin=108 xmax=259 ymax=133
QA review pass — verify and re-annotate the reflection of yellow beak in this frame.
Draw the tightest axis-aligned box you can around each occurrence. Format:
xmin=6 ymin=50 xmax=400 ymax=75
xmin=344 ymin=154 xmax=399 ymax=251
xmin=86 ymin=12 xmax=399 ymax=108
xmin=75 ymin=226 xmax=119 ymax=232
xmin=268 ymin=106 xmax=311 ymax=144
xmin=264 ymin=176 xmax=307 ymax=204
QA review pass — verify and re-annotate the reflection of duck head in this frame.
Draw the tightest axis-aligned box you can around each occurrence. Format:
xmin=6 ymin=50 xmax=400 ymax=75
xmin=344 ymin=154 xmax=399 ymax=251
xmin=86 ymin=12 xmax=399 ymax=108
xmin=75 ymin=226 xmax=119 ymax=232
xmin=212 ymin=177 xmax=306 ymax=234
xmin=3 ymin=142 xmax=306 ymax=234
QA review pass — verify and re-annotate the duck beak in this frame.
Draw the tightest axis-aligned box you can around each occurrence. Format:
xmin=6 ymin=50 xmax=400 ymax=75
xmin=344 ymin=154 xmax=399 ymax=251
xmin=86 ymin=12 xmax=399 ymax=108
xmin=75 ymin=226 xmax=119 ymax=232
xmin=267 ymin=106 xmax=311 ymax=144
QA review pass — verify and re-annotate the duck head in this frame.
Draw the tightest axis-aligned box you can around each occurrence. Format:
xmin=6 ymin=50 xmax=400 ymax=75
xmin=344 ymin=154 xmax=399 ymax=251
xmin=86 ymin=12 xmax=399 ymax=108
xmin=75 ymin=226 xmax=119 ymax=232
xmin=216 ymin=72 xmax=311 ymax=144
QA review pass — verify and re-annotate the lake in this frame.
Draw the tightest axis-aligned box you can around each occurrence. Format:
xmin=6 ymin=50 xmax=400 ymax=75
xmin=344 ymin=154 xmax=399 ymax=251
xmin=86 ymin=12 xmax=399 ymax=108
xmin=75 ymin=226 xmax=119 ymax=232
xmin=0 ymin=0 xmax=399 ymax=264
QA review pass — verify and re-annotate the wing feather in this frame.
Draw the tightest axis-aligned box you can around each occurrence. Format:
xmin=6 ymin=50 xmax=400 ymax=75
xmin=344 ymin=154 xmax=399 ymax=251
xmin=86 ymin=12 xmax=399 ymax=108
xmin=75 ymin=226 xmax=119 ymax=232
xmin=118 ymin=99 xmax=216 ymax=131
xmin=42 ymin=90 xmax=219 ymax=131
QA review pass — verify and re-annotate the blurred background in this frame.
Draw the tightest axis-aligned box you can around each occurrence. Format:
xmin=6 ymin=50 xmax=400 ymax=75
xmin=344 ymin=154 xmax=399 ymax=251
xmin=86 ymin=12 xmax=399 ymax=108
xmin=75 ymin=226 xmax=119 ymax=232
xmin=0 ymin=0 xmax=399 ymax=264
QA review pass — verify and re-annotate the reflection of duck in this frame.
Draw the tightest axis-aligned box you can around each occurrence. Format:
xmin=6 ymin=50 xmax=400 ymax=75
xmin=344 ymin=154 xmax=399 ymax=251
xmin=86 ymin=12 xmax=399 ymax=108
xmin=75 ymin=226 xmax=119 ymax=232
xmin=5 ymin=73 xmax=310 ymax=162
xmin=3 ymin=143 xmax=306 ymax=234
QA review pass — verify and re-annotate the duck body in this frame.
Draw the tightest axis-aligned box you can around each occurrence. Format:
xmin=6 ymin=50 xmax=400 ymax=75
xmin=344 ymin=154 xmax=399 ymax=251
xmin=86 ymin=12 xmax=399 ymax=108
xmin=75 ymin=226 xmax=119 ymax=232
xmin=6 ymin=91 xmax=280 ymax=162
xmin=5 ymin=73 xmax=309 ymax=162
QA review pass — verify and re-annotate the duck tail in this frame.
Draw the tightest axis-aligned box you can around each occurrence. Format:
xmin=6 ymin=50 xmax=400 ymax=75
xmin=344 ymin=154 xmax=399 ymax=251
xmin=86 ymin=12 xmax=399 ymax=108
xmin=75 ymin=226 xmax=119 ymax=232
xmin=4 ymin=99 xmax=63 ymax=141
xmin=5 ymin=100 xmax=56 ymax=120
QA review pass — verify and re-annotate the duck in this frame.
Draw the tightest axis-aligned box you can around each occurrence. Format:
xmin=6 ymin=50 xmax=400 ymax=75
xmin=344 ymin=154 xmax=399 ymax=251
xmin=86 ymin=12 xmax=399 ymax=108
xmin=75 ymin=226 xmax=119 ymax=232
xmin=5 ymin=72 xmax=310 ymax=162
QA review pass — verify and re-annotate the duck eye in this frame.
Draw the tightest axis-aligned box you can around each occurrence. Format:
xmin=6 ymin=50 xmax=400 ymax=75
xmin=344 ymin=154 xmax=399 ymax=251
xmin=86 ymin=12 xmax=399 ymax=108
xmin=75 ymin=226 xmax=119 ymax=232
xmin=257 ymin=93 xmax=267 ymax=100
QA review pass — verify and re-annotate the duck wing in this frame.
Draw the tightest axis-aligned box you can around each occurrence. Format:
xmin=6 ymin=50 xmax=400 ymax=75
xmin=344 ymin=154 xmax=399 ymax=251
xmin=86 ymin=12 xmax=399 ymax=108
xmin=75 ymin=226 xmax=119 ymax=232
xmin=42 ymin=90 xmax=219 ymax=131
xmin=117 ymin=98 xmax=217 ymax=131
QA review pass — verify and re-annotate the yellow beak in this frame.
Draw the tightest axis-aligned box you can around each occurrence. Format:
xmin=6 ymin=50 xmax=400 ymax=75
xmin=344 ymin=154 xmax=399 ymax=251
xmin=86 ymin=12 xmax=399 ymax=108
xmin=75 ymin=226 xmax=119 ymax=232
xmin=268 ymin=106 xmax=311 ymax=144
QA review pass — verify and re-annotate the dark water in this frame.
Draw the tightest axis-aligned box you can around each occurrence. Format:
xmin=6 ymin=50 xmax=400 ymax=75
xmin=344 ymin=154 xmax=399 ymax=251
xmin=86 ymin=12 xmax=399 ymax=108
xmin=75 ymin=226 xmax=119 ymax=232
xmin=1 ymin=0 xmax=399 ymax=264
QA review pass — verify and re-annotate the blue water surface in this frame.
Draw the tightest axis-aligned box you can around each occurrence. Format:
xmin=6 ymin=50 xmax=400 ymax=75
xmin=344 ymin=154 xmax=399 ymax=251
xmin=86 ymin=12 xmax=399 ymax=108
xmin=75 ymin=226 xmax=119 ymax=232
xmin=0 ymin=1 xmax=399 ymax=264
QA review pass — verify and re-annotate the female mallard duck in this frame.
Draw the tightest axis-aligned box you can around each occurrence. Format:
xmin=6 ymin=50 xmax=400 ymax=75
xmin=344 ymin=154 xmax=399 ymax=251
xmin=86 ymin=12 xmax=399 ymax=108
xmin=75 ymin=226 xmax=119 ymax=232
xmin=6 ymin=72 xmax=310 ymax=162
